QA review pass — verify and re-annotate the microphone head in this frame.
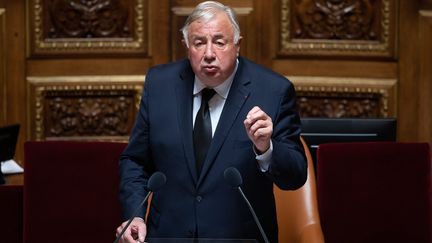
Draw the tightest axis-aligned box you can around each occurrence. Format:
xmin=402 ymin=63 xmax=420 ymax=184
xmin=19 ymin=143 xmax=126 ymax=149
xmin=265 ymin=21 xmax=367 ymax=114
xmin=147 ymin=172 xmax=167 ymax=192
xmin=224 ymin=167 xmax=243 ymax=188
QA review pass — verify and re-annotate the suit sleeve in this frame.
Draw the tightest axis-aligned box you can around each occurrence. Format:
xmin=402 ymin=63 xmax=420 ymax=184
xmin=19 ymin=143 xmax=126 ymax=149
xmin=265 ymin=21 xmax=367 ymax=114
xmin=266 ymin=82 xmax=307 ymax=190
xmin=118 ymin=74 xmax=155 ymax=220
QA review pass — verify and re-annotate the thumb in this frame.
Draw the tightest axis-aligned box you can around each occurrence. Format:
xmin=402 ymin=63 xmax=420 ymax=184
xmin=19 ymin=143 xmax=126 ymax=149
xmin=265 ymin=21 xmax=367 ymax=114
xmin=138 ymin=223 xmax=146 ymax=242
xmin=138 ymin=231 xmax=145 ymax=242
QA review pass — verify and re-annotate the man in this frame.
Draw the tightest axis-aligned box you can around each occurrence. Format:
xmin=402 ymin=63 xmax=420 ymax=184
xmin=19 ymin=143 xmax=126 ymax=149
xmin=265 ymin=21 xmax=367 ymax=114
xmin=116 ymin=1 xmax=307 ymax=242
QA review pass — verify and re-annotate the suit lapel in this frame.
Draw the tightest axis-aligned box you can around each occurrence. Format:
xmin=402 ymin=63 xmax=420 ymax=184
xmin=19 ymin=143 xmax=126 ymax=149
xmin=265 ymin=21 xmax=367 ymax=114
xmin=198 ymin=60 xmax=251 ymax=186
xmin=176 ymin=65 xmax=199 ymax=183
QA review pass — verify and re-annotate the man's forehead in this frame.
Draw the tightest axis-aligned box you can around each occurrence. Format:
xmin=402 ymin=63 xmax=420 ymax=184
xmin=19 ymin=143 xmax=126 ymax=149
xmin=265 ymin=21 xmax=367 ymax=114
xmin=189 ymin=32 xmax=228 ymax=39
xmin=188 ymin=19 xmax=234 ymax=38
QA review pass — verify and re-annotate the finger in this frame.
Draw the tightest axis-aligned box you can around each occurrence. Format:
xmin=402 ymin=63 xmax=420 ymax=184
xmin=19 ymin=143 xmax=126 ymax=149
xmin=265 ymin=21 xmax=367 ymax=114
xmin=248 ymin=111 xmax=270 ymax=126
xmin=243 ymin=118 xmax=252 ymax=131
xmin=137 ymin=224 xmax=146 ymax=242
xmin=245 ymin=106 xmax=262 ymax=123
xmin=250 ymin=119 xmax=271 ymax=134
xmin=130 ymin=219 xmax=146 ymax=243
xmin=245 ymin=109 xmax=265 ymax=128
xmin=121 ymin=227 xmax=135 ymax=243
xmin=123 ymin=230 xmax=136 ymax=243
xmin=116 ymin=226 xmax=122 ymax=237
xmin=247 ymin=106 xmax=261 ymax=116
xmin=253 ymin=127 xmax=271 ymax=138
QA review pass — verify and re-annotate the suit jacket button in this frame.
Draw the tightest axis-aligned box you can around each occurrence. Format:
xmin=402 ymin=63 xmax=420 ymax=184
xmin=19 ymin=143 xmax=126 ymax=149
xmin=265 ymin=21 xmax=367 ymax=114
xmin=196 ymin=195 xmax=202 ymax=202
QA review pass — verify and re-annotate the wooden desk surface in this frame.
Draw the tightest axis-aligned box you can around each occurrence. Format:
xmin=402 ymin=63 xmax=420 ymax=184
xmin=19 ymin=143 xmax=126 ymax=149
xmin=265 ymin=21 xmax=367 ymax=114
xmin=4 ymin=173 xmax=24 ymax=185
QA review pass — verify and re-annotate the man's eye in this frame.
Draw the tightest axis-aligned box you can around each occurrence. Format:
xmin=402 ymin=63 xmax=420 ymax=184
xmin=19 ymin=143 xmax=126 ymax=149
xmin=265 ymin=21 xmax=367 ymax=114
xmin=193 ymin=41 xmax=204 ymax=47
xmin=215 ymin=41 xmax=226 ymax=47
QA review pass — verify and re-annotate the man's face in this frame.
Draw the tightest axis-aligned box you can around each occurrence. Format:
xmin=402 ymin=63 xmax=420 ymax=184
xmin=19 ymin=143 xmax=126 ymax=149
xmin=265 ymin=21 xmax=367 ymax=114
xmin=187 ymin=12 xmax=241 ymax=87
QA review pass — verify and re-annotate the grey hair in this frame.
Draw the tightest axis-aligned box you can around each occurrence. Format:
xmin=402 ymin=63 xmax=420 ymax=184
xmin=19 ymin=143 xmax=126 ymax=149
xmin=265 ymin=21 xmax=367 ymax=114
xmin=181 ymin=1 xmax=241 ymax=47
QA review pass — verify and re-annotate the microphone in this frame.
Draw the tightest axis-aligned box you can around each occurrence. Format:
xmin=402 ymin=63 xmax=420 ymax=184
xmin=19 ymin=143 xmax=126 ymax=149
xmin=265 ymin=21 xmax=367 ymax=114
xmin=224 ymin=167 xmax=270 ymax=243
xmin=114 ymin=171 xmax=167 ymax=243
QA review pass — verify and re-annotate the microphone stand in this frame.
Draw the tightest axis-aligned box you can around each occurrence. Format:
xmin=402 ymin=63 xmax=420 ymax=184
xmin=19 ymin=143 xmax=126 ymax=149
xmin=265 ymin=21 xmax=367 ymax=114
xmin=114 ymin=191 xmax=152 ymax=243
xmin=237 ymin=187 xmax=270 ymax=243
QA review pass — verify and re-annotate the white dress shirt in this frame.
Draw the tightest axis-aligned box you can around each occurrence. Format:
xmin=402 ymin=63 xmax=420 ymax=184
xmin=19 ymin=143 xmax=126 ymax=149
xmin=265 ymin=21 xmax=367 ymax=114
xmin=192 ymin=61 xmax=272 ymax=171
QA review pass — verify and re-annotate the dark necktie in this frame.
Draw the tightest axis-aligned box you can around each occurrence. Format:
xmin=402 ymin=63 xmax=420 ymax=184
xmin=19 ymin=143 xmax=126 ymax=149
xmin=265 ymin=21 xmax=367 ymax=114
xmin=193 ymin=88 xmax=216 ymax=174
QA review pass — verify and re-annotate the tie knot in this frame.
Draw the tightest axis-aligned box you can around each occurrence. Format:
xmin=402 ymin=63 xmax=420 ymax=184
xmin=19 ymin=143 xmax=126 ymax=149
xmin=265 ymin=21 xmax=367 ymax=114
xmin=201 ymin=88 xmax=216 ymax=102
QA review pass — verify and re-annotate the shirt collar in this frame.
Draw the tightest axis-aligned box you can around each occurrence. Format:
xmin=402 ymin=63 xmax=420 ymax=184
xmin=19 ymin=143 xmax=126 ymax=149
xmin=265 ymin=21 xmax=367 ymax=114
xmin=193 ymin=59 xmax=239 ymax=99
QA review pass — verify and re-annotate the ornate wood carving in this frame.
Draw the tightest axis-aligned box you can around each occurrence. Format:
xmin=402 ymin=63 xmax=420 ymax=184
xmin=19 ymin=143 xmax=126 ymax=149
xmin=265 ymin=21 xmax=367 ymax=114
xmin=298 ymin=93 xmax=381 ymax=117
xmin=293 ymin=0 xmax=377 ymax=40
xmin=29 ymin=0 xmax=148 ymax=56
xmin=291 ymin=76 xmax=397 ymax=118
xmin=0 ymin=8 xmax=5 ymax=124
xmin=47 ymin=0 xmax=132 ymax=38
xmin=46 ymin=93 xmax=132 ymax=137
xmin=279 ymin=0 xmax=396 ymax=57
xmin=28 ymin=76 xmax=144 ymax=141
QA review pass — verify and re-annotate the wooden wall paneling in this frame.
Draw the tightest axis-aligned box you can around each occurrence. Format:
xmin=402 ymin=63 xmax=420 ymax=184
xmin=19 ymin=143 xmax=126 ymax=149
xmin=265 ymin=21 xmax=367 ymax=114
xmin=291 ymin=76 xmax=397 ymax=118
xmin=26 ymin=58 xmax=153 ymax=76
xmin=272 ymin=0 xmax=399 ymax=78
xmin=273 ymin=59 xmax=398 ymax=78
xmin=0 ymin=7 xmax=5 ymax=124
xmin=25 ymin=0 xmax=170 ymax=144
xmin=418 ymin=9 xmax=432 ymax=142
xmin=148 ymin=0 xmax=171 ymax=65
xmin=28 ymin=0 xmax=150 ymax=57
xmin=27 ymin=75 xmax=144 ymax=141
xmin=170 ymin=0 xmax=256 ymax=62
xmin=1 ymin=0 xmax=26 ymax=165
xmin=398 ymin=0 xmax=420 ymax=141
xmin=237 ymin=0 xmax=257 ymax=62
xmin=170 ymin=4 xmax=188 ymax=61
xmin=277 ymin=0 xmax=397 ymax=59
xmin=26 ymin=0 xmax=169 ymax=75
xmin=257 ymin=0 xmax=277 ymax=67
xmin=273 ymin=0 xmax=399 ymax=121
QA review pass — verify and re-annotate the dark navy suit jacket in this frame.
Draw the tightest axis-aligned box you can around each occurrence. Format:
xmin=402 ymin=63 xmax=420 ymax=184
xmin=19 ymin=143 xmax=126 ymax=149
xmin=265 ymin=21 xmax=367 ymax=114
xmin=119 ymin=57 xmax=307 ymax=242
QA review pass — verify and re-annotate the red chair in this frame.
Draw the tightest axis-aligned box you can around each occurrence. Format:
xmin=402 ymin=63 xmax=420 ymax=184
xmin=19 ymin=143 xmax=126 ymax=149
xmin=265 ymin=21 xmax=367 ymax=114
xmin=24 ymin=141 xmax=127 ymax=243
xmin=317 ymin=142 xmax=432 ymax=243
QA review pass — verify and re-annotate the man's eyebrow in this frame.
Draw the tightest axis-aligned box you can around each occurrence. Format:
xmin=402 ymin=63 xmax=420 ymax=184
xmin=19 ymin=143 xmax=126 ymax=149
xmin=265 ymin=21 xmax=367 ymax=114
xmin=212 ymin=34 xmax=225 ymax=39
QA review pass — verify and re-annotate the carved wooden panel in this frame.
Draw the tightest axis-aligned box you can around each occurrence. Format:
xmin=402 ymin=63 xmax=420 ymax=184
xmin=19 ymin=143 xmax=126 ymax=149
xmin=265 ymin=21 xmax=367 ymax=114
xmin=291 ymin=76 xmax=397 ymax=118
xmin=27 ymin=76 xmax=144 ymax=141
xmin=171 ymin=1 xmax=255 ymax=61
xmin=418 ymin=10 xmax=432 ymax=141
xmin=279 ymin=0 xmax=397 ymax=58
xmin=0 ymin=8 xmax=5 ymax=124
xmin=28 ymin=0 xmax=149 ymax=56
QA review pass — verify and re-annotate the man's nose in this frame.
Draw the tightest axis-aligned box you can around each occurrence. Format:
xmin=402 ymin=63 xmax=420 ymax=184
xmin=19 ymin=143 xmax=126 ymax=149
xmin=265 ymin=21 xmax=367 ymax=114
xmin=204 ymin=43 xmax=216 ymax=60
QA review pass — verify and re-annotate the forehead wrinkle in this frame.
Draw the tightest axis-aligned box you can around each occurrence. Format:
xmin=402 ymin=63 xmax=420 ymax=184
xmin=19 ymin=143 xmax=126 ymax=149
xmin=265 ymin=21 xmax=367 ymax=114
xmin=189 ymin=23 xmax=233 ymax=40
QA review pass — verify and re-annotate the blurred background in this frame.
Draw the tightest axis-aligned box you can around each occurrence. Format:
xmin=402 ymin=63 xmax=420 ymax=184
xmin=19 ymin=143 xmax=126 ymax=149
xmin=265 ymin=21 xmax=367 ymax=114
xmin=0 ymin=0 xmax=431 ymax=166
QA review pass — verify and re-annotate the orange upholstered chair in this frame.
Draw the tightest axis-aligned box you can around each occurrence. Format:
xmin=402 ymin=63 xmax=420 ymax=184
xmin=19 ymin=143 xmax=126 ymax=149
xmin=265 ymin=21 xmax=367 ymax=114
xmin=274 ymin=137 xmax=325 ymax=243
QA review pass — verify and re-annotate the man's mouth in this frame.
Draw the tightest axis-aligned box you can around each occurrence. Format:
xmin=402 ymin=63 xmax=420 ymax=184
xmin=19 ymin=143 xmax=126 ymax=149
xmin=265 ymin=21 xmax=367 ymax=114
xmin=202 ymin=65 xmax=218 ymax=72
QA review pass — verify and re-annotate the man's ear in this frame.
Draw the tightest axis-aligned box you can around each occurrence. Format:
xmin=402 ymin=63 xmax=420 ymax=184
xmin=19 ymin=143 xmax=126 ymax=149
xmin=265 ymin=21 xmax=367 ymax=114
xmin=237 ymin=36 xmax=243 ymax=45
xmin=181 ymin=39 xmax=188 ymax=48
xmin=236 ymin=36 xmax=243 ymax=56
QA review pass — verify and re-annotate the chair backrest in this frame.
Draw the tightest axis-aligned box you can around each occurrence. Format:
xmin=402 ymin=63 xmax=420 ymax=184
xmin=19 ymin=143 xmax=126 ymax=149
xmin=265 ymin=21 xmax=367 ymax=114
xmin=317 ymin=142 xmax=432 ymax=243
xmin=274 ymin=137 xmax=325 ymax=243
xmin=0 ymin=185 xmax=23 ymax=243
xmin=24 ymin=141 xmax=127 ymax=243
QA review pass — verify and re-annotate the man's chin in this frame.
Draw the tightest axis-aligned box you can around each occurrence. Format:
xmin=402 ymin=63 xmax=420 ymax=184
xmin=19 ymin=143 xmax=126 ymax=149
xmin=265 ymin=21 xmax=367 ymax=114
xmin=199 ymin=73 xmax=224 ymax=86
